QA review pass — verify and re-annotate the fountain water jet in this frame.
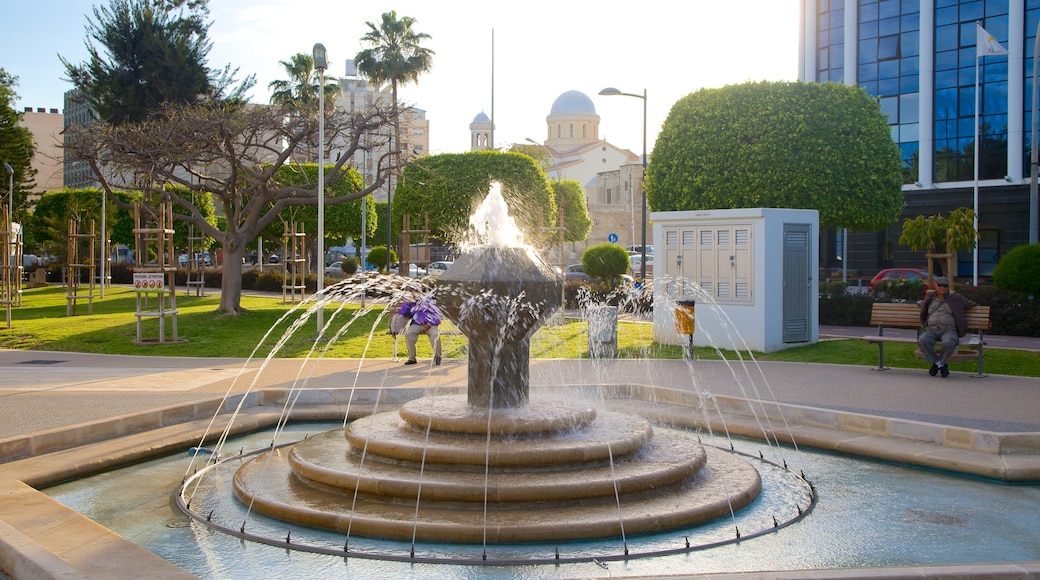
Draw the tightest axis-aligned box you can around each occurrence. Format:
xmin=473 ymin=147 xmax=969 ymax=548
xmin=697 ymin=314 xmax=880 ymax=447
xmin=196 ymin=183 xmax=808 ymax=554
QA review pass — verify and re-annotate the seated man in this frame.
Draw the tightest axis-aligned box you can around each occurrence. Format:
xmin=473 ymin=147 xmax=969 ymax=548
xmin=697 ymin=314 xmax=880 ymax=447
xmin=918 ymin=276 xmax=978 ymax=378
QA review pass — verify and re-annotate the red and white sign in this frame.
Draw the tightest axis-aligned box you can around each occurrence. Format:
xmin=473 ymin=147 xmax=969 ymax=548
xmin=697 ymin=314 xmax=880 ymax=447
xmin=132 ymin=273 xmax=167 ymax=293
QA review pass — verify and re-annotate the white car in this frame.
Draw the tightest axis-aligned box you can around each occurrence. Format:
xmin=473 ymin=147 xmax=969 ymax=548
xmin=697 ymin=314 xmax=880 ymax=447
xmin=391 ymin=263 xmax=426 ymax=277
xmin=324 ymin=261 xmax=347 ymax=278
xmin=425 ymin=261 xmax=453 ymax=278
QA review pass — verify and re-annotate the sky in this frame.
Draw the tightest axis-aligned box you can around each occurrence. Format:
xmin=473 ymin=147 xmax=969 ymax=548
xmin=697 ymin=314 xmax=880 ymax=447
xmin=3 ymin=0 xmax=801 ymax=156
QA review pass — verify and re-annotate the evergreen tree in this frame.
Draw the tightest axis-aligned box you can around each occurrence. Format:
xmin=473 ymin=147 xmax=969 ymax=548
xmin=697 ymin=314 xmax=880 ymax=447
xmin=0 ymin=69 xmax=37 ymax=222
xmin=61 ymin=0 xmax=253 ymax=125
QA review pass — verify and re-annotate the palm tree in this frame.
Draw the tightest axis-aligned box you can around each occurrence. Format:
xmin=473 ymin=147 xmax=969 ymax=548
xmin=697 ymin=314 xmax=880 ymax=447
xmin=268 ymin=53 xmax=340 ymax=163
xmin=354 ymin=11 xmax=434 ymax=159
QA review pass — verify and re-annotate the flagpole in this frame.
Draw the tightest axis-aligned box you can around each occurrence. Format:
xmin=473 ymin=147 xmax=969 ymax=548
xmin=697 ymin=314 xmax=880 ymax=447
xmin=973 ymin=47 xmax=980 ymax=287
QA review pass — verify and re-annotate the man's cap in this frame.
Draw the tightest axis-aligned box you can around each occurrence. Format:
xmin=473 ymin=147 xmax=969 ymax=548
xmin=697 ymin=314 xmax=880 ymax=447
xmin=935 ymin=276 xmax=949 ymax=286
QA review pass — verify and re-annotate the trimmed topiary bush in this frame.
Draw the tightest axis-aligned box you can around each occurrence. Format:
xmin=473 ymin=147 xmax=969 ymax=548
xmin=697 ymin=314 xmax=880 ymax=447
xmin=341 ymin=257 xmax=359 ymax=275
xmin=580 ymin=243 xmax=630 ymax=288
xmin=993 ymin=243 xmax=1040 ymax=294
xmin=366 ymin=246 xmax=396 ymax=274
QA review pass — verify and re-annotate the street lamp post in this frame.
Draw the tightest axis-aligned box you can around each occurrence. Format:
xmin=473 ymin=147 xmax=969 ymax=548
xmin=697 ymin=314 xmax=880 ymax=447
xmin=313 ymin=43 xmax=328 ymax=338
xmin=376 ymin=150 xmax=398 ymax=274
xmin=599 ymin=87 xmax=647 ymax=281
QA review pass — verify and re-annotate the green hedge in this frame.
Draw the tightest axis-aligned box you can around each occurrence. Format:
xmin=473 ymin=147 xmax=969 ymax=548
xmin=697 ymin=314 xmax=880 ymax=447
xmin=818 ymin=283 xmax=1039 ymax=337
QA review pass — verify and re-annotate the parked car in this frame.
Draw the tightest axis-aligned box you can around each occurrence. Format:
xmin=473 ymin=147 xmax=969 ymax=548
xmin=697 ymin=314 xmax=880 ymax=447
xmin=869 ymin=268 xmax=930 ymax=289
xmin=425 ymin=261 xmax=453 ymax=279
xmin=625 ymin=244 xmax=653 ymax=255
xmin=562 ymin=264 xmax=591 ymax=282
xmin=324 ymin=261 xmax=346 ymax=278
xmin=390 ymin=263 xmax=426 ymax=277
xmin=22 ymin=254 xmax=40 ymax=270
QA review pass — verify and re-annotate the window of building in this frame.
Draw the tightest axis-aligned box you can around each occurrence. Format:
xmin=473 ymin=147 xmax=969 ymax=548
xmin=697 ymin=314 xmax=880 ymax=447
xmin=878 ymin=35 xmax=900 ymax=60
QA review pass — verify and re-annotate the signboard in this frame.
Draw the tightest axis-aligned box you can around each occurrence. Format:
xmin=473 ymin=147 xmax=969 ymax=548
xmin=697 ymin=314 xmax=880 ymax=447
xmin=133 ymin=272 xmax=167 ymax=293
xmin=607 ymin=233 xmax=619 ymax=243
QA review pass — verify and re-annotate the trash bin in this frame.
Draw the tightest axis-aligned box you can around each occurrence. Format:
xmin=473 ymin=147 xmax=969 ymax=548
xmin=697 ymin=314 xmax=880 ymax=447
xmin=587 ymin=305 xmax=618 ymax=357
xmin=674 ymin=300 xmax=696 ymax=335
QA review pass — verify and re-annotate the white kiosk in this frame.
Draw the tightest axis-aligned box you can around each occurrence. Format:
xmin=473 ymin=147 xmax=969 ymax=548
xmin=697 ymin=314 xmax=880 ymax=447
xmin=650 ymin=208 xmax=819 ymax=353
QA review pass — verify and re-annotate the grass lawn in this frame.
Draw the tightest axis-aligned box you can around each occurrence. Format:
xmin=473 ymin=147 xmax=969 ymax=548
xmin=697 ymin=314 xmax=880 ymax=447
xmin=2 ymin=286 xmax=1037 ymax=378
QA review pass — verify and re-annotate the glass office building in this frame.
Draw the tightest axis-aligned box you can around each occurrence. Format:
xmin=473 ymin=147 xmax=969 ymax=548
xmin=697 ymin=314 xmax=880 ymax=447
xmin=801 ymin=0 xmax=1039 ymax=279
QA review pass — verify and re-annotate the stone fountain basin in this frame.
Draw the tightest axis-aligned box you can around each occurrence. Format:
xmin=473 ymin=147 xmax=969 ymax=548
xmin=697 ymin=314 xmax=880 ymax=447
xmin=232 ymin=395 xmax=763 ymax=544
xmin=233 ymin=439 xmax=759 ymax=544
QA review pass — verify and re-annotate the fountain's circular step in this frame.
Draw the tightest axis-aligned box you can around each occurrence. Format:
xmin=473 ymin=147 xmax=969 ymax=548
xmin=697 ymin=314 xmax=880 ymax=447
xmin=398 ymin=396 xmax=598 ymax=435
xmin=233 ymin=437 xmax=761 ymax=544
xmin=345 ymin=402 xmax=653 ymax=467
xmin=286 ymin=427 xmax=707 ymax=502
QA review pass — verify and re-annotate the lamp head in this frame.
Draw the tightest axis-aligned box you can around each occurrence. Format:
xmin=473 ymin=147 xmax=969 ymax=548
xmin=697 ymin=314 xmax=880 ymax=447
xmin=312 ymin=43 xmax=328 ymax=71
xmin=3 ymin=163 xmax=12 ymax=176
xmin=599 ymin=87 xmax=622 ymax=96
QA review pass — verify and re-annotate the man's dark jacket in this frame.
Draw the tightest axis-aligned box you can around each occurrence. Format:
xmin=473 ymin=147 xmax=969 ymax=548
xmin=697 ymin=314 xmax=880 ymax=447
xmin=919 ymin=292 xmax=979 ymax=337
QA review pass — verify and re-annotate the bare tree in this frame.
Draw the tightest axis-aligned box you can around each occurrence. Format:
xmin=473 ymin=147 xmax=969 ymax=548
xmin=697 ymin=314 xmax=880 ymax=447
xmin=64 ymin=100 xmax=398 ymax=314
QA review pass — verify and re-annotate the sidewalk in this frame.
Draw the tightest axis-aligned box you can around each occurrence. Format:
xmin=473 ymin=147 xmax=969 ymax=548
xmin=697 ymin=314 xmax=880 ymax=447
xmin=0 ymin=350 xmax=1039 ymax=578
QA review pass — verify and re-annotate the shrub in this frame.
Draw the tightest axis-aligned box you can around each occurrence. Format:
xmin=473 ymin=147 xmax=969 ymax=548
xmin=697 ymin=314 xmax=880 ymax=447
xmin=366 ymin=246 xmax=396 ymax=273
xmin=993 ymin=243 xmax=1040 ymax=294
xmin=871 ymin=278 xmax=927 ymax=301
xmin=819 ymin=292 xmax=874 ymax=326
xmin=580 ymin=243 xmax=630 ymax=287
xmin=341 ymin=257 xmax=359 ymax=275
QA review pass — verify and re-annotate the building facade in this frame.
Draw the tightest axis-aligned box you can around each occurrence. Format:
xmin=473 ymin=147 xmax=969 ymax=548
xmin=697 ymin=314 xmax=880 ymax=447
xmin=19 ymin=107 xmax=64 ymax=197
xmin=486 ymin=90 xmax=644 ymax=263
xmin=801 ymin=0 xmax=1039 ymax=281
xmin=338 ymin=59 xmax=429 ymax=204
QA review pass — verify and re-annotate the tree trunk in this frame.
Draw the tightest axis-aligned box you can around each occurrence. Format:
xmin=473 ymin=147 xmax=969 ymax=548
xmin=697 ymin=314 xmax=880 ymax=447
xmin=218 ymin=237 xmax=246 ymax=314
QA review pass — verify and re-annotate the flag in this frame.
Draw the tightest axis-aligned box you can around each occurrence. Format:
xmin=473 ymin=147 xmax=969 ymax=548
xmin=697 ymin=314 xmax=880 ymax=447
xmin=977 ymin=22 xmax=1008 ymax=57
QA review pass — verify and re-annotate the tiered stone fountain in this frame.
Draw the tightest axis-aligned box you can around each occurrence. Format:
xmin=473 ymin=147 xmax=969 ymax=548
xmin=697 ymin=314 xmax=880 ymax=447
xmin=231 ymin=186 xmax=763 ymax=544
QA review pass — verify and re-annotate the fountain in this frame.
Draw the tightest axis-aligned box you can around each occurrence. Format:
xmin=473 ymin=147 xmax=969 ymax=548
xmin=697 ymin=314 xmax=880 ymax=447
xmin=182 ymin=183 xmax=813 ymax=561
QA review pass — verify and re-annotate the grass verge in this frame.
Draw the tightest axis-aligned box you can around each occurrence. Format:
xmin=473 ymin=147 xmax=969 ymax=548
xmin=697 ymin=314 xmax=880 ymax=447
xmin=1 ymin=286 xmax=1037 ymax=378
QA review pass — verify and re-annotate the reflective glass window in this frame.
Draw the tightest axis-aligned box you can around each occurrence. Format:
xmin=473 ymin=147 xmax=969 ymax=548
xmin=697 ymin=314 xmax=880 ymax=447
xmin=901 ymin=31 xmax=920 ymax=56
xmin=901 ymin=74 xmax=920 ymax=94
xmin=879 ymin=0 xmax=900 ymax=19
xmin=859 ymin=62 xmax=879 ymax=82
xmin=880 ymin=96 xmax=899 ymax=122
xmin=935 ymin=24 xmax=959 ymax=51
xmin=860 ymin=3 xmax=879 ymax=22
xmin=861 ymin=20 xmax=879 ymax=39
xmin=960 ymin=1 xmax=983 ymax=22
xmin=879 ymin=17 xmax=901 ymax=36
xmin=879 ymin=77 xmax=900 ymax=95
xmin=878 ymin=35 xmax=900 ymax=60
xmin=901 ymin=123 xmax=920 ymax=143
xmin=901 ymin=93 xmax=920 ymax=124
xmin=936 ymin=6 xmax=959 ymax=26
xmin=901 ymin=13 xmax=920 ymax=32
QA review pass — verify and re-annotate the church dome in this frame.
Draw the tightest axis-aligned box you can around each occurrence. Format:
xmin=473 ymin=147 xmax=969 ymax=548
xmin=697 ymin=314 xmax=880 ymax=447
xmin=550 ymin=91 xmax=597 ymax=116
xmin=472 ymin=111 xmax=491 ymax=123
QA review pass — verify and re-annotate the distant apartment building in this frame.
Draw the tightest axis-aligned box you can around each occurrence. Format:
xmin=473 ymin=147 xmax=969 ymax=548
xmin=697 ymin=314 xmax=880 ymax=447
xmin=62 ymin=90 xmax=97 ymax=190
xmin=19 ymin=107 xmax=64 ymax=199
xmin=337 ymin=59 xmax=429 ymax=204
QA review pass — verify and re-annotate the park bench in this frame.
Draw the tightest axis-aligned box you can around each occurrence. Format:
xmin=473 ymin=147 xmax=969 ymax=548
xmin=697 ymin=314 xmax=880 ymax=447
xmin=864 ymin=302 xmax=991 ymax=378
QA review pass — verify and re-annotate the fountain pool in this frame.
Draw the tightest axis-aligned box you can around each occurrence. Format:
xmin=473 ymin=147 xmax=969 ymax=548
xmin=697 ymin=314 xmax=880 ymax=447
xmin=44 ymin=422 xmax=1040 ymax=578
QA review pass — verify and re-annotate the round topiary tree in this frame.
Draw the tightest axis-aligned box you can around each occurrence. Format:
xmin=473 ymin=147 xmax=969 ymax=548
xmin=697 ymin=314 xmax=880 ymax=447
xmin=992 ymin=243 xmax=1040 ymax=294
xmin=366 ymin=246 xmax=397 ymax=274
xmin=340 ymin=257 xmax=359 ymax=275
xmin=581 ymin=243 xmax=630 ymax=288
